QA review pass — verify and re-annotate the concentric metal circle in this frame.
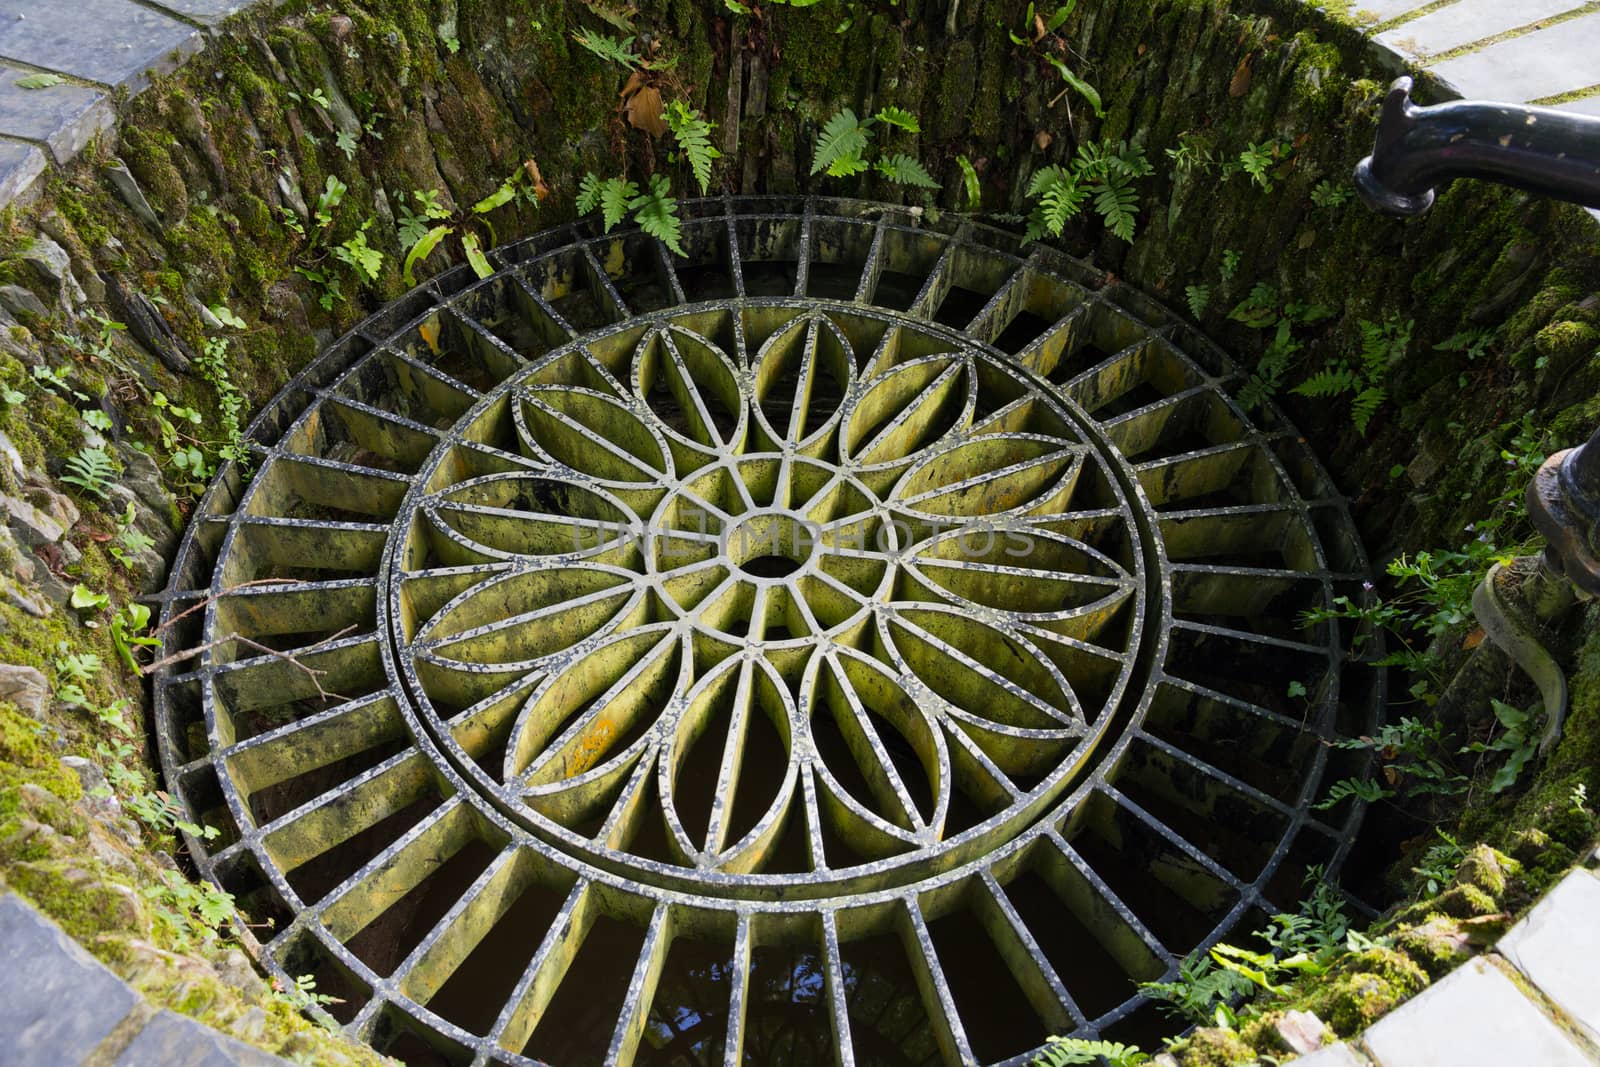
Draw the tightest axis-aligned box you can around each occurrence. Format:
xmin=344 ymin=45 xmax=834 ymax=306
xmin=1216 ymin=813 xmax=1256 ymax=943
xmin=153 ymin=198 xmax=1384 ymax=1067
xmin=389 ymin=301 xmax=1152 ymax=900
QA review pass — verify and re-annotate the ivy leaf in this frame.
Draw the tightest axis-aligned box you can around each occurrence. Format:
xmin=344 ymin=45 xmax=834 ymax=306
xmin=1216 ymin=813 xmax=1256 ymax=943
xmin=210 ymin=304 xmax=247 ymax=329
xmin=873 ymin=153 xmax=939 ymax=189
xmin=70 ymin=584 xmax=110 ymax=612
xmin=402 ymin=224 xmax=454 ymax=286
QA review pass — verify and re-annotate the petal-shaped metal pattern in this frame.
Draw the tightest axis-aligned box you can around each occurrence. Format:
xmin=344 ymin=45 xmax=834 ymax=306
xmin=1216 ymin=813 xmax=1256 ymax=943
xmin=152 ymin=199 xmax=1385 ymax=1067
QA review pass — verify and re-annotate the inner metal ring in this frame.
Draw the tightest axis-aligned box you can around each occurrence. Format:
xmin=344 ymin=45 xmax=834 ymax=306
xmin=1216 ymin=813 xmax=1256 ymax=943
xmin=152 ymin=197 xmax=1384 ymax=1066
xmin=385 ymin=301 xmax=1153 ymax=900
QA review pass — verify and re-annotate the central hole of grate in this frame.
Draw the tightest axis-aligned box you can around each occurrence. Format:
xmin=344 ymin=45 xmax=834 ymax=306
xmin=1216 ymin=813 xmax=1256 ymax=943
xmin=740 ymin=554 xmax=802 ymax=578
xmin=726 ymin=511 xmax=817 ymax=578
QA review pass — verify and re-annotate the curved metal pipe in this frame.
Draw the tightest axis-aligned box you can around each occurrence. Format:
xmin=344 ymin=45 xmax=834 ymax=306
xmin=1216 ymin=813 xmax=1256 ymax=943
xmin=1355 ymin=76 xmax=1600 ymax=216
xmin=1473 ymin=562 xmax=1569 ymax=755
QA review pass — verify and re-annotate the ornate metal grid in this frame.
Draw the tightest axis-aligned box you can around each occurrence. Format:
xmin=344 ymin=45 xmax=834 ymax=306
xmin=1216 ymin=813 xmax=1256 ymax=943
xmin=153 ymin=197 xmax=1385 ymax=1067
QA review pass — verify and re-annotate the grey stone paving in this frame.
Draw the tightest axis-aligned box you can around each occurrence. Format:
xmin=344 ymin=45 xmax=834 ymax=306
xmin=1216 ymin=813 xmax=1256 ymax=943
xmin=1498 ymin=869 xmax=1600 ymax=1046
xmin=1353 ymin=0 xmax=1435 ymax=24
xmin=113 ymin=1011 xmax=286 ymax=1067
xmin=0 ymin=62 xmax=113 ymax=164
xmin=144 ymin=0 xmax=260 ymax=25
xmin=1362 ymin=956 xmax=1596 ymax=1067
xmin=0 ymin=1 xmax=201 ymax=91
xmin=0 ymin=892 xmax=140 ymax=1067
xmin=1376 ymin=0 xmax=1587 ymax=61
xmin=1428 ymin=11 xmax=1600 ymax=103
xmin=0 ymin=893 xmax=292 ymax=1066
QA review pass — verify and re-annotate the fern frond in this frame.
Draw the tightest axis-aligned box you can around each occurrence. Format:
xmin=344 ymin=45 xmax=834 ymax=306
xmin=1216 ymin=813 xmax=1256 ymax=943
xmin=1291 ymin=364 xmax=1361 ymax=399
xmin=577 ymin=173 xmax=604 ymax=215
xmin=873 ymin=153 xmax=939 ymax=189
xmin=666 ymin=101 xmax=720 ymax=194
xmin=1352 ymin=385 xmax=1385 ymax=435
xmin=1092 ymin=178 xmax=1140 ymax=242
xmin=1185 ymin=284 xmax=1210 ymax=319
xmin=629 ymin=174 xmax=684 ymax=255
xmin=1026 ymin=165 xmax=1071 ymax=199
xmin=571 ymin=29 xmax=639 ymax=68
xmin=1041 ymin=174 xmax=1088 ymax=236
xmin=872 ymin=105 xmax=920 ymax=133
xmin=599 ymin=177 xmax=639 ymax=230
xmin=811 ymin=109 xmax=872 ymax=177
xmin=62 ymin=446 xmax=118 ymax=500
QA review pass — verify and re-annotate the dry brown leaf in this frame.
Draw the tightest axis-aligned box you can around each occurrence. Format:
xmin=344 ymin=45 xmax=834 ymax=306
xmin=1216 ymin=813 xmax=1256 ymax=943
xmin=1033 ymin=12 xmax=1046 ymax=41
xmin=1462 ymin=627 xmax=1486 ymax=650
xmin=1034 ymin=130 xmax=1053 ymax=152
xmin=419 ymin=317 xmax=442 ymax=355
xmin=625 ymin=84 xmax=667 ymax=137
xmin=523 ymin=158 xmax=552 ymax=202
xmin=1229 ymin=54 xmax=1252 ymax=98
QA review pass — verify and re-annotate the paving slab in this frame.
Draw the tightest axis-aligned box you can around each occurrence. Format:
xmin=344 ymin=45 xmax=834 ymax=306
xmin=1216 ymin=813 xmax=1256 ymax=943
xmin=1556 ymin=95 xmax=1600 ymax=117
xmin=1498 ymin=869 xmax=1600 ymax=1046
xmin=1351 ymin=0 xmax=1440 ymax=25
xmin=115 ymin=1010 xmax=289 ymax=1067
xmin=1427 ymin=11 xmax=1600 ymax=102
xmin=1362 ymin=956 xmax=1594 ymax=1067
xmin=0 ymin=63 xmax=113 ymax=164
xmin=0 ymin=136 xmax=43 ymax=204
xmin=1376 ymin=0 xmax=1586 ymax=59
xmin=0 ymin=0 xmax=203 ymax=92
xmin=0 ymin=892 xmax=140 ymax=1066
xmin=143 ymin=0 xmax=259 ymax=25
xmin=1290 ymin=1044 xmax=1370 ymax=1066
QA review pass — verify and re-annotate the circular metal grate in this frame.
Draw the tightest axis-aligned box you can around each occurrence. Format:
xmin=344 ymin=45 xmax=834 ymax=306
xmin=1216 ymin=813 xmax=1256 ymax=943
xmin=154 ymin=198 xmax=1384 ymax=1067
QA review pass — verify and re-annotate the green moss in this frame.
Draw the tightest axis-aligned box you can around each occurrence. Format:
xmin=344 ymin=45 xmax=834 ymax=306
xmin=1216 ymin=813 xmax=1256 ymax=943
xmin=0 ymin=703 xmax=81 ymax=808
xmin=1391 ymin=921 xmax=1472 ymax=979
xmin=6 ymin=860 xmax=146 ymax=947
xmin=119 ymin=126 xmax=189 ymax=224
xmin=1174 ymin=1026 xmax=1256 ymax=1065
xmin=1302 ymin=947 xmax=1429 ymax=1035
xmin=1534 ymin=319 xmax=1599 ymax=361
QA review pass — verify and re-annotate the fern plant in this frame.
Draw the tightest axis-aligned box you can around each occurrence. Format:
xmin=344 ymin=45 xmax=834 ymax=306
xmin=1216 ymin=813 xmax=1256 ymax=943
xmin=62 ymin=446 xmax=118 ymax=501
xmin=1238 ymin=138 xmax=1292 ymax=191
xmin=572 ymin=29 xmax=640 ymax=68
xmin=1024 ymin=141 xmax=1152 ymax=243
xmin=665 ymin=101 xmax=720 ymax=195
xmin=812 ymin=109 xmax=876 ymax=177
xmin=1138 ymin=949 xmax=1251 ymax=1025
xmin=628 ymin=174 xmax=685 ymax=255
xmin=811 ymin=108 xmax=937 ymax=189
xmin=578 ymin=174 xmax=639 ymax=230
xmin=1032 ymin=1038 xmax=1148 ymax=1066
xmin=577 ymin=173 xmax=684 ymax=255
xmin=873 ymin=154 xmax=939 ymax=188
xmin=1290 ymin=314 xmax=1409 ymax=434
